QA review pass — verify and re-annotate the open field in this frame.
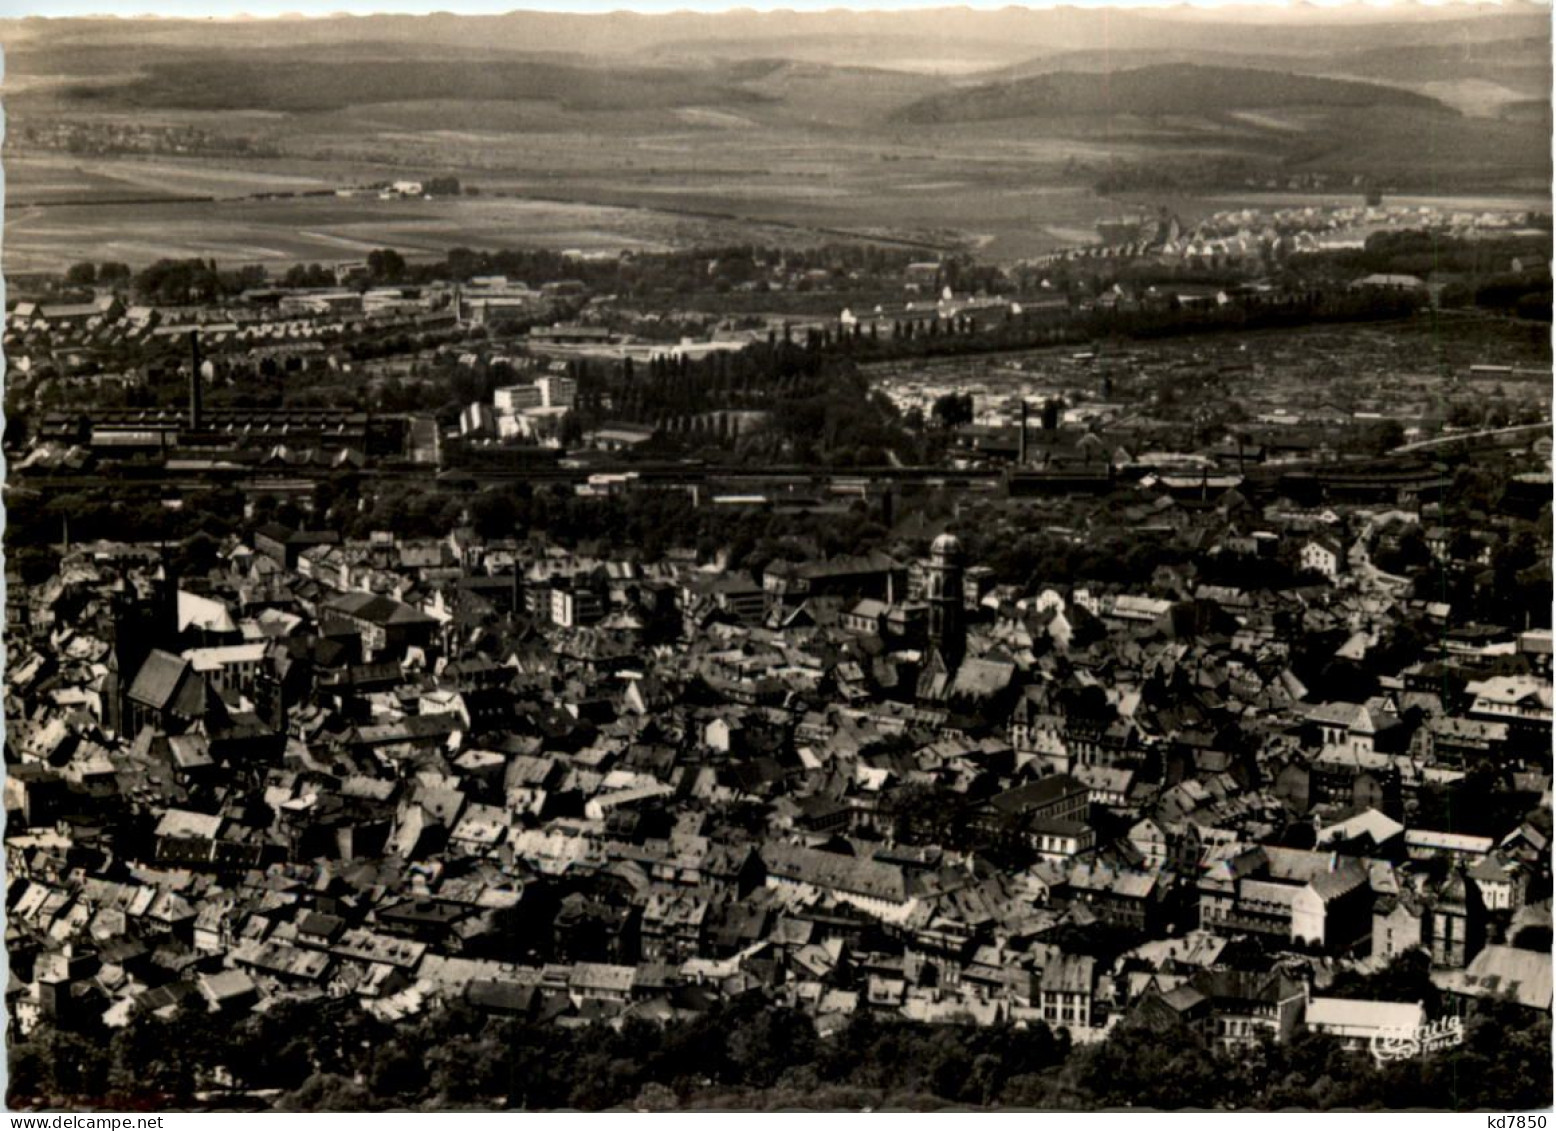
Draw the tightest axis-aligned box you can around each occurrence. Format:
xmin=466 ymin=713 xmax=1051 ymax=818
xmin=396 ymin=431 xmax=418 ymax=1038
xmin=5 ymin=154 xmax=337 ymax=203
xmin=2 ymin=135 xmax=1148 ymax=267
xmin=8 ymin=137 xmax=1551 ymax=273
xmin=1 ymin=189 xmax=883 ymax=273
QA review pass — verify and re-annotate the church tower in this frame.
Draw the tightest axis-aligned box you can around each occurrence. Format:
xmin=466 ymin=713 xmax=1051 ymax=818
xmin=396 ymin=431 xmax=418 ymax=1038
xmin=926 ymin=532 xmax=965 ymax=666
xmin=188 ymin=330 xmax=204 ymax=432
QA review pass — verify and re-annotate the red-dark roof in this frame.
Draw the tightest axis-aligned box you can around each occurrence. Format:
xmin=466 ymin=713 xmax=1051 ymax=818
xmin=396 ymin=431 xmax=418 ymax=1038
xmin=325 ymin=590 xmax=437 ymax=627
xmin=127 ymin=649 xmax=205 ymax=716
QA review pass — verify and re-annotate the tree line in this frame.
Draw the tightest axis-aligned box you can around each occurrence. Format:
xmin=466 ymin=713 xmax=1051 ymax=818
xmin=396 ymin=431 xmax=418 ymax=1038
xmin=8 ymin=985 xmax=1547 ymax=1112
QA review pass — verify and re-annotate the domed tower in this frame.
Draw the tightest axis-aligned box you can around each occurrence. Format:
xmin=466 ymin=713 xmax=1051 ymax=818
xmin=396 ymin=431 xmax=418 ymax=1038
xmin=926 ymin=532 xmax=965 ymax=666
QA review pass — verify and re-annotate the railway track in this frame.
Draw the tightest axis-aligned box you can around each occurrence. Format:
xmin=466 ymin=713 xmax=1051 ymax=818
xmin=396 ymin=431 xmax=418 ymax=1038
xmin=9 ymin=461 xmax=1006 ymax=495
xmin=11 ymin=454 xmax=1465 ymax=505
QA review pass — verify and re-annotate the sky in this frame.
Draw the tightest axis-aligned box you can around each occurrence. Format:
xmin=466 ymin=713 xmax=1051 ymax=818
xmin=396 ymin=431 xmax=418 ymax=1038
xmin=0 ymin=0 xmax=1538 ymax=19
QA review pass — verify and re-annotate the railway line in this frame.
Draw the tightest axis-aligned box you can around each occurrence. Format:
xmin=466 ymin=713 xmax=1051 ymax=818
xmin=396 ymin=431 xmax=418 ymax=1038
xmin=9 ymin=446 xmax=1467 ymax=509
xmin=1390 ymin=420 xmax=1551 ymax=455
xmin=7 ymin=459 xmax=1007 ymax=496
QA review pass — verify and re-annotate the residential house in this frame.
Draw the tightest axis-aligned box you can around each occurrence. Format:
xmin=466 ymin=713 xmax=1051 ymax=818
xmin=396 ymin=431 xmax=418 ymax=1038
xmin=1300 ymin=537 xmax=1343 ymax=582
xmin=1191 ymin=969 xmax=1307 ymax=1050
xmin=320 ymin=591 xmax=438 ymax=660
xmin=1198 ymin=845 xmax=1372 ymax=952
xmin=977 ymin=774 xmax=1094 ymax=861
xmin=1039 ymin=954 xmax=1096 ymax=1031
xmin=1435 ymin=944 xmax=1552 ymax=1015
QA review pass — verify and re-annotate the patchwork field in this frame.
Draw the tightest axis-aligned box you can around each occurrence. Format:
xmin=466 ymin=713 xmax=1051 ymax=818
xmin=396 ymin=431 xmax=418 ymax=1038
xmin=3 ymin=131 xmax=1148 ymax=269
xmin=2 ymin=186 xmax=867 ymax=273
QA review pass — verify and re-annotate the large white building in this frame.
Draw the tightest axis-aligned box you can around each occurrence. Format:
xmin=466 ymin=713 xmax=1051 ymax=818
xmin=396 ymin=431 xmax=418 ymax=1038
xmin=536 ymin=375 xmax=577 ymax=410
xmin=494 ymin=376 xmax=576 ymax=416
xmin=484 ymin=377 xmax=580 ymax=445
xmin=494 ymin=385 xmax=544 ymax=414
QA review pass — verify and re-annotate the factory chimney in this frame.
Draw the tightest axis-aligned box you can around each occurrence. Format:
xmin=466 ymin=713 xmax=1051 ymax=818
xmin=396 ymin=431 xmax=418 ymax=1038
xmin=1018 ymin=400 xmax=1028 ymax=466
xmin=188 ymin=330 xmax=204 ymax=432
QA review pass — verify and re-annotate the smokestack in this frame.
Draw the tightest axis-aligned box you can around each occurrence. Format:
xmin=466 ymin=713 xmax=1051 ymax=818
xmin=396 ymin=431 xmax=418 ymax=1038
xmin=188 ymin=330 xmax=204 ymax=432
xmin=1018 ymin=400 xmax=1028 ymax=466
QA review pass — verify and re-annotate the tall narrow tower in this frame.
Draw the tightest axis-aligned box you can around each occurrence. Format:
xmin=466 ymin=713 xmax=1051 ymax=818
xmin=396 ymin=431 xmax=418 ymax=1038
xmin=926 ymin=532 xmax=965 ymax=666
xmin=188 ymin=330 xmax=204 ymax=432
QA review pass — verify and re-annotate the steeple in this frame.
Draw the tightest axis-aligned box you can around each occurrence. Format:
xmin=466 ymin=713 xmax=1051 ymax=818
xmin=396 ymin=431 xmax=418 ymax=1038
xmin=188 ymin=330 xmax=204 ymax=432
xmin=926 ymin=532 xmax=965 ymax=667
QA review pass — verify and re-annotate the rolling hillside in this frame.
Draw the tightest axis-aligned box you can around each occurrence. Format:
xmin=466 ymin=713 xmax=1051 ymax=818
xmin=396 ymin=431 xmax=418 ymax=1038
xmin=62 ymin=53 xmax=774 ymax=115
xmin=1329 ymin=36 xmax=1553 ymax=105
xmin=893 ymin=64 xmax=1454 ymax=126
xmin=6 ymin=4 xmax=1547 ymax=76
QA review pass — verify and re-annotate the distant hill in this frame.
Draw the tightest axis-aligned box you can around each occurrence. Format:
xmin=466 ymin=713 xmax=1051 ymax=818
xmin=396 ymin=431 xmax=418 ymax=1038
xmin=642 ymin=33 xmax=1029 ymax=74
xmin=1328 ymin=36 xmax=1552 ymax=99
xmin=6 ymin=4 xmax=1547 ymax=75
xmin=62 ymin=53 xmax=772 ymax=114
xmin=1332 ymin=35 xmax=1551 ymax=78
xmin=982 ymin=48 xmax=1311 ymax=83
xmin=1500 ymin=98 xmax=1555 ymax=124
xmin=893 ymin=64 xmax=1454 ymax=125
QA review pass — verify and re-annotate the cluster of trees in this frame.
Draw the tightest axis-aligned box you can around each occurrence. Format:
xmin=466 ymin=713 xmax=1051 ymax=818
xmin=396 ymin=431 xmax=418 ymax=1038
xmin=6 ymin=994 xmax=1066 ymax=1112
xmin=131 ymin=258 xmax=267 ymax=305
xmin=431 ymin=243 xmax=926 ymax=297
xmin=1324 ymin=949 xmax=1443 ymax=1013
xmin=556 ymin=279 xmax=1424 ymax=467
xmin=839 ymin=286 xmax=1422 ymax=371
xmin=2 ymin=466 xmax=900 ymax=586
xmin=96 ymin=241 xmax=931 ymax=312
xmin=1427 ymin=526 xmax=1553 ymax=630
xmin=1082 ymin=994 xmax=1549 ymax=1112
xmin=562 ymin=335 xmax=926 ymax=467
xmin=1470 ymin=275 xmax=1553 ymax=322
xmin=278 ymin=263 xmax=338 ymax=289
xmin=3 ymin=481 xmax=252 ymax=584
xmin=1295 ymin=232 xmax=1555 ymax=320
xmin=953 ymin=515 xmax=1192 ymax=596
xmin=1085 ymin=153 xmax=1275 ymax=196
xmin=365 ymin=248 xmax=408 ymax=285
xmin=13 ymin=122 xmax=278 ymax=160
xmin=1356 ymin=232 xmax=1548 ymax=281
xmin=9 ymin=987 xmax=1548 ymax=1112
xmin=275 ymin=249 xmax=430 ymax=290
xmin=1381 ymin=466 xmax=1555 ymax=630
xmin=3 ymin=474 xmax=890 ymax=575
xmin=422 ymin=177 xmax=463 ymax=198
xmin=930 ymin=392 xmax=975 ymax=429
xmin=63 ymin=261 xmax=132 ymax=289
